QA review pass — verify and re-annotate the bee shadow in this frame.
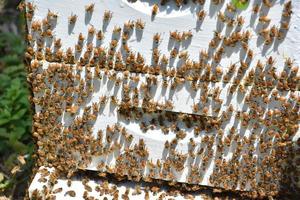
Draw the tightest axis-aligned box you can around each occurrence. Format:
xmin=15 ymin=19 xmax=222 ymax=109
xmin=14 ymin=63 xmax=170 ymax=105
xmin=68 ymin=23 xmax=75 ymax=35
xmin=84 ymin=12 xmax=92 ymax=25
xmin=135 ymin=29 xmax=144 ymax=42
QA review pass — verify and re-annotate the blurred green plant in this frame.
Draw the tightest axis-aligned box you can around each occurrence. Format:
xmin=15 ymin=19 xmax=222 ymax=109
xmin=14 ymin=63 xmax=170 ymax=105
xmin=0 ymin=32 xmax=33 ymax=196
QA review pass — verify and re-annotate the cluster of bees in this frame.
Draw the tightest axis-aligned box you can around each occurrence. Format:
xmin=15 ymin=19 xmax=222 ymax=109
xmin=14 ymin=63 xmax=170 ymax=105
xmin=22 ymin=0 xmax=300 ymax=199
xmin=32 ymin=168 xmax=233 ymax=200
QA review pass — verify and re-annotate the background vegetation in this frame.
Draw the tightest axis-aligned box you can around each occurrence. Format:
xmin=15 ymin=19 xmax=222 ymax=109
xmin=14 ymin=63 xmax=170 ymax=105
xmin=0 ymin=0 xmax=33 ymax=199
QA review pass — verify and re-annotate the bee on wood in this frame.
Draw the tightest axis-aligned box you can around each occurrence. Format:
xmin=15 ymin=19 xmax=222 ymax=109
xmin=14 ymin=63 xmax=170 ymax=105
xmin=103 ymin=10 xmax=113 ymax=21
xmin=263 ymin=0 xmax=272 ymax=8
xmin=153 ymin=33 xmax=161 ymax=44
xmin=136 ymin=19 xmax=145 ymax=30
xmin=53 ymin=187 xmax=63 ymax=194
xmin=47 ymin=9 xmax=58 ymax=20
xmin=78 ymin=33 xmax=85 ymax=42
xmin=192 ymin=103 xmax=199 ymax=113
xmin=88 ymin=25 xmax=95 ymax=35
xmin=226 ymin=3 xmax=236 ymax=13
xmin=65 ymin=190 xmax=76 ymax=197
xmin=218 ymin=12 xmax=226 ymax=23
xmin=31 ymin=20 xmax=42 ymax=32
xmin=237 ymin=16 xmax=245 ymax=27
xmin=69 ymin=14 xmax=77 ymax=24
xmin=152 ymin=4 xmax=159 ymax=16
xmin=283 ymin=1 xmax=292 ymax=17
xmin=197 ymin=10 xmax=206 ymax=21
xmin=170 ymin=30 xmax=181 ymax=41
xmin=178 ymin=51 xmax=189 ymax=60
xmin=252 ymin=4 xmax=260 ymax=14
xmin=96 ymin=30 xmax=104 ymax=40
xmin=85 ymin=3 xmax=95 ymax=13
xmin=259 ymin=15 xmax=271 ymax=23
xmin=182 ymin=30 xmax=193 ymax=40
xmin=170 ymin=48 xmax=178 ymax=58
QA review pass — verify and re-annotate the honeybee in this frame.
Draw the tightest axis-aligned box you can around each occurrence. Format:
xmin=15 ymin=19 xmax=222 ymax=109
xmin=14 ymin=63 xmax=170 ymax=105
xmin=192 ymin=103 xmax=199 ymax=113
xmin=259 ymin=15 xmax=271 ymax=23
xmin=197 ymin=10 xmax=206 ymax=21
xmin=47 ymin=9 xmax=58 ymax=20
xmin=283 ymin=1 xmax=292 ymax=17
xmin=65 ymin=190 xmax=76 ymax=197
xmin=263 ymin=0 xmax=272 ymax=8
xmin=152 ymin=4 xmax=159 ymax=16
xmin=170 ymin=48 xmax=178 ymax=58
xmin=85 ymin=3 xmax=95 ymax=13
xmin=226 ymin=3 xmax=236 ymax=13
xmin=153 ymin=33 xmax=161 ymax=44
xmin=124 ymin=20 xmax=135 ymax=30
xmin=88 ymin=25 xmax=95 ymax=35
xmin=218 ymin=12 xmax=226 ymax=22
xmin=53 ymin=187 xmax=63 ymax=194
xmin=170 ymin=30 xmax=181 ymax=41
xmin=182 ymin=30 xmax=193 ymax=40
xmin=31 ymin=20 xmax=42 ymax=32
xmin=136 ymin=19 xmax=145 ymax=30
xmin=96 ymin=30 xmax=104 ymax=40
xmin=78 ymin=33 xmax=85 ymax=42
xmin=252 ymin=4 xmax=260 ymax=14
xmin=69 ymin=14 xmax=77 ymax=24
xmin=237 ymin=16 xmax=245 ymax=26
xmin=103 ymin=10 xmax=113 ymax=21
xmin=178 ymin=51 xmax=189 ymax=60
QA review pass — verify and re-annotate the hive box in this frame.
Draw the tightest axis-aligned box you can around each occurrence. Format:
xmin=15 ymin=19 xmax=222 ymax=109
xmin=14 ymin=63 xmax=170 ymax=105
xmin=25 ymin=0 xmax=300 ymax=199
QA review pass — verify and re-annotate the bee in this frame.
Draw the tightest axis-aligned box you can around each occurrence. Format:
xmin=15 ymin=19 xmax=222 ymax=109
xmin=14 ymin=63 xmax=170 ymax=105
xmin=153 ymin=33 xmax=161 ymax=44
xmin=44 ymin=29 xmax=53 ymax=38
xmin=170 ymin=30 xmax=181 ymax=41
xmin=103 ymin=10 xmax=113 ymax=21
xmin=215 ymin=66 xmax=222 ymax=74
xmin=252 ymin=4 xmax=260 ymax=14
xmin=192 ymin=103 xmax=199 ymax=113
xmin=170 ymin=48 xmax=178 ymax=58
xmin=99 ymin=95 xmax=107 ymax=105
xmin=226 ymin=3 xmax=236 ymax=13
xmin=197 ymin=10 xmax=206 ymax=21
xmin=88 ymin=25 xmax=95 ymax=35
xmin=263 ymin=0 xmax=273 ymax=8
xmin=182 ymin=30 xmax=193 ymax=40
xmin=136 ymin=19 xmax=145 ymax=30
xmin=47 ymin=9 xmax=58 ymax=20
xmin=124 ymin=20 xmax=135 ymax=30
xmin=202 ymin=106 xmax=209 ymax=114
xmin=31 ymin=20 xmax=42 ymax=32
xmin=259 ymin=15 xmax=271 ymax=23
xmin=152 ymin=4 xmax=159 ymax=16
xmin=283 ymin=1 xmax=292 ymax=17
xmin=69 ymin=14 xmax=77 ymax=24
xmin=178 ymin=51 xmax=189 ymax=60
xmin=237 ymin=16 xmax=244 ymax=27
xmin=218 ymin=12 xmax=226 ymax=23
xmin=53 ymin=187 xmax=63 ymax=194
xmin=85 ymin=3 xmax=95 ymax=13
xmin=65 ymin=190 xmax=76 ymax=197
xmin=78 ymin=33 xmax=85 ymax=42
xmin=53 ymin=39 xmax=62 ymax=49
xmin=285 ymin=57 xmax=294 ymax=67
xmin=96 ymin=30 xmax=104 ymax=40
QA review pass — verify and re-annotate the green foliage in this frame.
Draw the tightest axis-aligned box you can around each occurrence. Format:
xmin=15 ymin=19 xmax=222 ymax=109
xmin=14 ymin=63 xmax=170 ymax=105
xmin=0 ymin=32 xmax=33 ymax=193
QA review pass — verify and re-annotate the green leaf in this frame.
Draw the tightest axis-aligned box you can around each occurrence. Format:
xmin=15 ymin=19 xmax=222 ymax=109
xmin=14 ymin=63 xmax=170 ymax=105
xmin=11 ymin=108 xmax=27 ymax=120
xmin=10 ymin=126 xmax=26 ymax=141
xmin=0 ymin=118 xmax=11 ymax=126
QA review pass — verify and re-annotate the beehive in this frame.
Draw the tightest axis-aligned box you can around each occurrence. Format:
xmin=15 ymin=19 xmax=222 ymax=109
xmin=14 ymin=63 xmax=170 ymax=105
xmin=24 ymin=0 xmax=300 ymax=199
